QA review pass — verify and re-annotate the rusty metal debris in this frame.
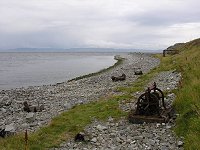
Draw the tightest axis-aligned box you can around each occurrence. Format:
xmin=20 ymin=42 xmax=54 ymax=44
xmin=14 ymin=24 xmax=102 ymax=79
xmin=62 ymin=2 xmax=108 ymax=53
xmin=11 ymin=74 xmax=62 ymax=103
xmin=23 ymin=101 xmax=44 ymax=112
xmin=129 ymin=82 xmax=174 ymax=123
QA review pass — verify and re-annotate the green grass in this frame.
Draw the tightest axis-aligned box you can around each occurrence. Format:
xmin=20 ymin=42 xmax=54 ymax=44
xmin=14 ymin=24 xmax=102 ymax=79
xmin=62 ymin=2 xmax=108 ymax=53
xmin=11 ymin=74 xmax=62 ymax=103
xmin=0 ymin=95 xmax=129 ymax=150
xmin=68 ymin=56 xmax=124 ymax=82
xmin=157 ymin=39 xmax=200 ymax=150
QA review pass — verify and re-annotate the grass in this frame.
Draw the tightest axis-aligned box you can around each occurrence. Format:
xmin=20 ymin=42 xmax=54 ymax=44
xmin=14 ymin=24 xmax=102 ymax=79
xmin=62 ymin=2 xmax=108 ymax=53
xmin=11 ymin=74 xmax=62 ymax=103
xmin=68 ymin=56 xmax=124 ymax=82
xmin=156 ymin=39 xmax=200 ymax=150
xmin=0 ymin=95 xmax=129 ymax=150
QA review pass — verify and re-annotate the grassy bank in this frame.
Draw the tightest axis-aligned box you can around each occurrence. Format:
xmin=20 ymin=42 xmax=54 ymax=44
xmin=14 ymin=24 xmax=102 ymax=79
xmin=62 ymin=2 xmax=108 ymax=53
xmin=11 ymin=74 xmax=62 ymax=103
xmin=156 ymin=38 xmax=200 ymax=150
xmin=68 ymin=56 xmax=124 ymax=82
xmin=171 ymin=39 xmax=200 ymax=150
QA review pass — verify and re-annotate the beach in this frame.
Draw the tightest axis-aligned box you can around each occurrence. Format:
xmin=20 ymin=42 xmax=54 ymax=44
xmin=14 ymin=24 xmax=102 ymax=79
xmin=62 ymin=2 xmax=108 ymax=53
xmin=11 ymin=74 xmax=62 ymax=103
xmin=0 ymin=53 xmax=160 ymax=133
xmin=0 ymin=52 xmax=184 ymax=149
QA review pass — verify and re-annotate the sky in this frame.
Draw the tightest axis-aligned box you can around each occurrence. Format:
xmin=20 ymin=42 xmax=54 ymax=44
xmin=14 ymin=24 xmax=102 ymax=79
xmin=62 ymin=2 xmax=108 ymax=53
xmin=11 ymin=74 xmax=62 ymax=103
xmin=0 ymin=0 xmax=200 ymax=50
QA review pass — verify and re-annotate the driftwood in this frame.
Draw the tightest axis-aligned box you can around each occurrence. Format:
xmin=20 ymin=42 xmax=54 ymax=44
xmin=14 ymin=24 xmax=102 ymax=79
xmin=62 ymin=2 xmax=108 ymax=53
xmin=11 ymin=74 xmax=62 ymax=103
xmin=111 ymin=73 xmax=126 ymax=82
xmin=23 ymin=101 xmax=44 ymax=112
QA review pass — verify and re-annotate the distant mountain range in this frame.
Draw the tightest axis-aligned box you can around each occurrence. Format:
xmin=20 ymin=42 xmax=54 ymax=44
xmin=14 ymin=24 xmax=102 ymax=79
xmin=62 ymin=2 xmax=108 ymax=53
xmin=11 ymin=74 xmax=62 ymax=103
xmin=0 ymin=47 xmax=163 ymax=53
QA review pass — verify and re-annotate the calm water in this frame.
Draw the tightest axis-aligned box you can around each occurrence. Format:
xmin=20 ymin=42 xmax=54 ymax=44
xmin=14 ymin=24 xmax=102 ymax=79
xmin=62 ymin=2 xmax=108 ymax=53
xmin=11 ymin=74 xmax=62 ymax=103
xmin=0 ymin=52 xmax=116 ymax=90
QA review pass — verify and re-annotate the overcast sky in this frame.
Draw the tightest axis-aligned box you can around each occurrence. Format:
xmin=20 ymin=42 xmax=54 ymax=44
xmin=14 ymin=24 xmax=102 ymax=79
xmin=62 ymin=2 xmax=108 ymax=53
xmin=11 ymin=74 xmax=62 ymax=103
xmin=0 ymin=0 xmax=200 ymax=50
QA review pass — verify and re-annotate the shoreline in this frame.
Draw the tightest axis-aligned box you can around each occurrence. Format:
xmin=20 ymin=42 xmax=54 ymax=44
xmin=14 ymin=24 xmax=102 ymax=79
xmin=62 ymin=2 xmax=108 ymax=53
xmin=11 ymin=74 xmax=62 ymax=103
xmin=0 ymin=53 xmax=160 ymax=133
xmin=68 ymin=55 xmax=124 ymax=82
xmin=0 ymin=52 xmax=117 ymax=91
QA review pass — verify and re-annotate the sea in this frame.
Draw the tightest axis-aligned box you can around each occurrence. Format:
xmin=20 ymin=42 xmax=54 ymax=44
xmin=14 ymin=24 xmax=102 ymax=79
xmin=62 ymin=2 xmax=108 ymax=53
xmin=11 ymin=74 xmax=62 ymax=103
xmin=0 ymin=52 xmax=116 ymax=90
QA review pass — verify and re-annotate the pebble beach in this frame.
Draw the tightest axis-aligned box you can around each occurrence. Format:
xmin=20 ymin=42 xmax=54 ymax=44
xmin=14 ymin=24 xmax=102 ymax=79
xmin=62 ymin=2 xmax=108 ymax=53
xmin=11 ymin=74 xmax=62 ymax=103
xmin=0 ymin=52 xmax=183 ymax=149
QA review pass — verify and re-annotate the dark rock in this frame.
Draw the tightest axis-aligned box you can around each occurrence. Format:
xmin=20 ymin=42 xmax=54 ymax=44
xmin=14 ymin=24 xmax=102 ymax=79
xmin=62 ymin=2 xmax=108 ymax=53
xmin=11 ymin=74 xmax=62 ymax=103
xmin=74 ymin=133 xmax=85 ymax=142
xmin=134 ymin=70 xmax=143 ymax=75
xmin=111 ymin=73 xmax=126 ymax=82
xmin=0 ymin=128 xmax=6 ymax=138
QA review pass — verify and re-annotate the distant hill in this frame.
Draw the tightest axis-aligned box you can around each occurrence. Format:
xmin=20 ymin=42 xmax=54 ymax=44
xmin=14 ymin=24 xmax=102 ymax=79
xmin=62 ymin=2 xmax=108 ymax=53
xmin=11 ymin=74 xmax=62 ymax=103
xmin=1 ymin=47 xmax=162 ymax=53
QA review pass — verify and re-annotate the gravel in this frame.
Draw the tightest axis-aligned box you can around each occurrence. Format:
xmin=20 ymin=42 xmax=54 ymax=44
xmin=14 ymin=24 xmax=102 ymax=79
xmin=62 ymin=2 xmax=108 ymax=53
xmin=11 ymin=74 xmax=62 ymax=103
xmin=0 ymin=53 xmax=160 ymax=133
xmin=0 ymin=52 xmax=184 ymax=149
xmin=52 ymin=67 xmax=183 ymax=150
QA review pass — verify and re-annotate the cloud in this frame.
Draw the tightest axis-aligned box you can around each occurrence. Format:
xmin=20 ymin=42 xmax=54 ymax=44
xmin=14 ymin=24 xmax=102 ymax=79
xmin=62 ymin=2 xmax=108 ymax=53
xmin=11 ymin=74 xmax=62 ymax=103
xmin=0 ymin=0 xmax=199 ymax=50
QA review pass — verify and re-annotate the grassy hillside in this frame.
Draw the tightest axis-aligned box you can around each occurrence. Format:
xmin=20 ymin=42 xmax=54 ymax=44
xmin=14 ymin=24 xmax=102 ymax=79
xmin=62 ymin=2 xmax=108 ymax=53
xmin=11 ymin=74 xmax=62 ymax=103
xmin=160 ymin=38 xmax=200 ymax=149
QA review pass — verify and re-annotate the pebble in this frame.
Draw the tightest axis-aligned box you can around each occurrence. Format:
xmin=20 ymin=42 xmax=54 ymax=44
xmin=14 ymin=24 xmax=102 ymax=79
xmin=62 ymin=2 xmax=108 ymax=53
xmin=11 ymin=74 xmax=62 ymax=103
xmin=5 ymin=123 xmax=15 ymax=132
xmin=0 ymin=53 xmax=184 ymax=149
xmin=51 ymin=63 xmax=183 ymax=150
xmin=178 ymin=141 xmax=184 ymax=147
xmin=53 ymin=118 xmax=181 ymax=150
xmin=0 ymin=53 xmax=160 ymax=133
xmin=26 ymin=112 xmax=35 ymax=123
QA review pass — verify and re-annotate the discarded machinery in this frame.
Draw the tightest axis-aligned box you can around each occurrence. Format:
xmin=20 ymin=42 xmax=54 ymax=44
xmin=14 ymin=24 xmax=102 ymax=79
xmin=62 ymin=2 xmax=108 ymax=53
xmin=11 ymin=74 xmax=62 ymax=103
xmin=129 ymin=82 xmax=173 ymax=123
xmin=111 ymin=73 xmax=126 ymax=82
xmin=23 ymin=101 xmax=44 ymax=112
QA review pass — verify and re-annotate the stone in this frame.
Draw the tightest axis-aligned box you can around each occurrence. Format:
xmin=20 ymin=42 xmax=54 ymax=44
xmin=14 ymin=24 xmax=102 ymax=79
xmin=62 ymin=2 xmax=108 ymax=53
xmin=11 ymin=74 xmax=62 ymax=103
xmin=166 ymin=125 xmax=172 ymax=129
xmin=177 ymin=141 xmax=184 ymax=147
xmin=91 ymin=137 xmax=97 ymax=143
xmin=5 ymin=100 xmax=12 ymax=106
xmin=64 ymin=102 xmax=72 ymax=110
xmin=26 ymin=112 xmax=35 ymax=123
xmin=108 ymin=116 xmax=114 ymax=122
xmin=5 ymin=123 xmax=15 ymax=132
xmin=2 ymin=96 xmax=9 ymax=101
xmin=156 ymin=123 xmax=161 ymax=128
xmin=96 ymin=124 xmax=107 ymax=131
xmin=30 ymin=122 xmax=38 ymax=127
xmin=21 ymin=123 xmax=29 ymax=129
xmin=1 ymin=108 xmax=6 ymax=113
xmin=116 ymin=137 xmax=122 ymax=143
xmin=134 ymin=135 xmax=143 ymax=140
xmin=74 ymin=133 xmax=85 ymax=142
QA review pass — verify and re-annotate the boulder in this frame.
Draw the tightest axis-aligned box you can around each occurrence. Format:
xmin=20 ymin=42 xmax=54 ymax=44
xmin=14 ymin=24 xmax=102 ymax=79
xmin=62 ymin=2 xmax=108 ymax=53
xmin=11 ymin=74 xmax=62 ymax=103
xmin=111 ymin=73 xmax=126 ymax=82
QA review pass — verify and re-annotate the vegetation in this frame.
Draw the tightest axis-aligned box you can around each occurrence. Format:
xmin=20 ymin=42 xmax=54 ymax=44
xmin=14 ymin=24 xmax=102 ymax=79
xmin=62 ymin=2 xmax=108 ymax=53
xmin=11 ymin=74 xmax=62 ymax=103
xmin=0 ymin=95 xmax=128 ymax=150
xmin=171 ymin=39 xmax=200 ymax=150
xmin=68 ymin=56 xmax=124 ymax=82
xmin=155 ymin=38 xmax=200 ymax=150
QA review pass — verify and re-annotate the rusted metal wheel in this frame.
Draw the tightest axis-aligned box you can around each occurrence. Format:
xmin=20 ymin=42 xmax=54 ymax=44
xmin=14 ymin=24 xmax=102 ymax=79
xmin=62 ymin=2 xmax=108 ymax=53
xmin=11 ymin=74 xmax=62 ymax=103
xmin=136 ymin=92 xmax=160 ymax=116
xmin=152 ymin=88 xmax=166 ymax=109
